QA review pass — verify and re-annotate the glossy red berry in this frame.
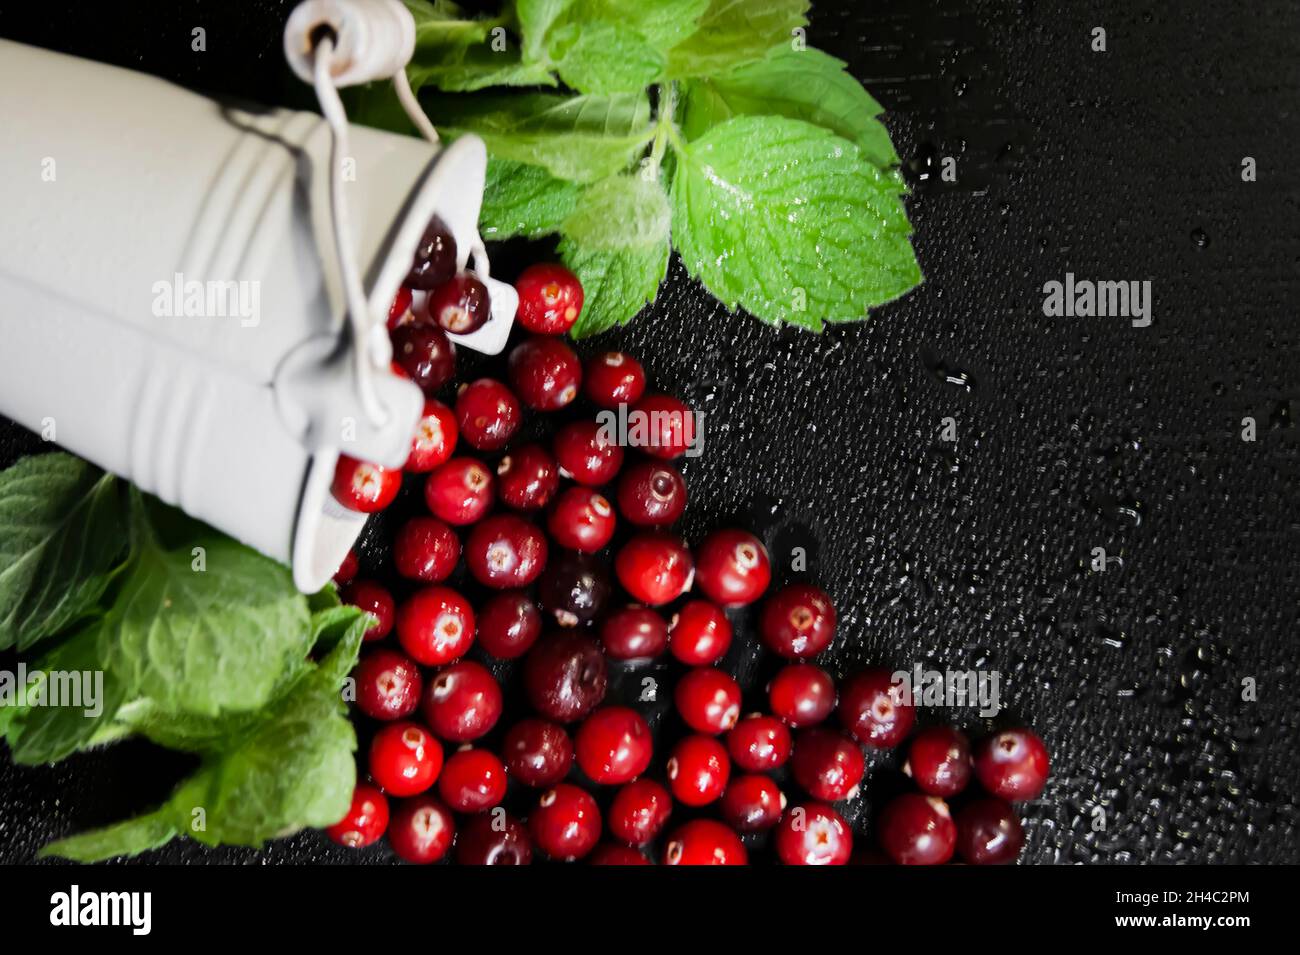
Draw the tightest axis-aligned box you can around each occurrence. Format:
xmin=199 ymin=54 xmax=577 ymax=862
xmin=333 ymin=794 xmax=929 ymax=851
xmin=791 ymin=729 xmax=865 ymax=802
xmin=530 ymin=783 xmax=601 ymax=860
xmin=629 ymin=394 xmax=696 ymax=460
xmin=476 ymin=590 xmax=542 ymax=659
xmin=354 ymin=648 xmax=423 ymax=721
xmin=668 ymin=599 xmax=732 ymax=665
xmin=421 ymin=659 xmax=502 ymax=742
xmin=760 ymin=584 xmax=836 ymax=658
xmin=503 ymin=718 xmax=573 ymax=787
xmin=878 ymin=793 xmax=957 ymax=865
xmin=326 ymin=782 xmax=389 ymax=848
xmin=768 ymin=663 xmax=836 ymax=728
xmin=508 ymin=337 xmax=582 ymax=411
xmin=973 ymin=728 xmax=1050 ymax=801
xmin=395 ymin=586 xmax=475 ymax=666
xmin=406 ymin=215 xmax=458 ymax=289
xmin=368 ymin=722 xmax=443 ymax=797
xmin=424 ymin=457 xmax=494 ymax=525
xmin=615 ymin=532 xmax=694 ymax=606
xmin=427 ymin=271 xmax=490 ymax=334
xmin=599 ymin=605 xmax=668 ymax=661
xmin=404 ymin=399 xmax=457 ymax=472
xmin=515 ymin=262 xmax=584 ymax=335
xmin=575 ymin=706 xmax=653 ymax=785
xmin=694 ymin=529 xmax=770 ymax=606
xmin=583 ymin=351 xmax=646 ymax=408
xmin=388 ymin=285 xmax=413 ymax=330
xmin=666 ymin=734 xmax=730 ymax=806
xmin=589 ymin=843 xmax=652 ymax=865
xmin=523 ymin=632 xmax=608 ymax=722
xmin=465 ymin=514 xmax=548 ymax=589
xmin=389 ymin=795 xmax=455 ymax=864
xmin=390 ymin=322 xmax=456 ymax=394
xmin=721 ymin=774 xmax=786 ymax=832
xmin=455 ymin=378 xmax=521 ymax=451
xmin=437 ymin=747 xmax=508 ymax=812
xmin=838 ymin=667 xmax=916 ymax=748
xmin=608 ymin=779 xmax=672 ymax=845
xmin=332 ymin=455 xmax=402 ymax=513
xmin=675 ymin=667 xmax=742 ymax=734
xmin=495 ymin=444 xmax=559 ymax=511
xmin=955 ymin=798 xmax=1025 ymax=865
xmin=341 ymin=579 xmax=395 ymax=641
xmin=456 ymin=811 xmax=533 ymax=865
xmin=332 ymin=548 xmax=359 ymax=586
xmin=663 ymin=820 xmax=748 ymax=866
xmin=553 ymin=419 xmax=624 ymax=486
xmin=547 ymin=486 xmax=616 ymax=552
xmin=539 ymin=550 xmax=611 ymax=626
xmin=775 ymin=802 xmax=852 ymax=866
xmin=616 ymin=459 xmax=687 ymax=527
xmin=906 ymin=726 xmax=972 ymax=797
xmin=727 ymin=713 xmax=793 ymax=772
xmin=393 ymin=516 xmax=460 ymax=583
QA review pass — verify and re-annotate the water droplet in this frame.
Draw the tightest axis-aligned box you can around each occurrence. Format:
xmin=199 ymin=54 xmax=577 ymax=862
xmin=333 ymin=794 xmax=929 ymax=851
xmin=1191 ymin=227 xmax=1210 ymax=248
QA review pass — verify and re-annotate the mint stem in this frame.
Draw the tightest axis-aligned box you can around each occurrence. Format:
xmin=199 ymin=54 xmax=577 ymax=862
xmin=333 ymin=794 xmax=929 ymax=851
xmin=647 ymin=82 xmax=678 ymax=179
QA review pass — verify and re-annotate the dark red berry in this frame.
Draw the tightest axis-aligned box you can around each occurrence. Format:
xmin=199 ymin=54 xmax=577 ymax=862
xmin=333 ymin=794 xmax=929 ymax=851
xmin=395 ymin=586 xmax=475 ymax=666
xmin=668 ymin=599 xmax=731 ymax=665
xmin=496 ymin=444 xmax=559 ymax=510
xmin=455 ymin=378 xmax=521 ymax=451
xmin=547 ymin=486 xmax=616 ymax=552
xmin=354 ymin=648 xmax=423 ymax=721
xmin=508 ymin=337 xmax=582 ymax=410
xmin=515 ymin=263 xmax=583 ymax=335
xmin=589 ymin=843 xmax=652 ymax=865
xmin=332 ymin=456 xmax=401 ymax=513
xmin=775 ymin=802 xmax=852 ymax=866
xmin=575 ymin=706 xmax=653 ymax=785
xmin=760 ymin=584 xmax=836 ymax=658
xmin=583 ymin=351 xmax=646 ymax=408
xmin=768 ymin=663 xmax=836 ymax=728
xmin=389 ymin=795 xmax=455 ymax=864
xmin=727 ymin=713 xmax=793 ymax=772
xmin=406 ymin=215 xmax=458 ymax=289
xmin=721 ymin=774 xmax=786 ymax=832
xmin=539 ymin=550 xmax=611 ymax=626
xmin=838 ymin=667 xmax=915 ymax=748
xmin=465 ymin=514 xmax=548 ymax=589
xmin=906 ymin=726 xmax=972 ymax=798
xmin=675 ymin=667 xmax=742 ymax=734
xmin=666 ymin=734 xmax=730 ymax=806
xmin=333 ymin=549 xmax=359 ymax=585
xmin=341 ymin=579 xmax=395 ymax=641
xmin=476 ymin=590 xmax=542 ymax=659
xmin=390 ymin=322 xmax=456 ymax=394
xmin=393 ymin=516 xmax=460 ymax=583
xmin=791 ymin=729 xmax=865 ymax=802
xmin=530 ymin=783 xmax=601 ymax=860
xmin=616 ymin=459 xmax=687 ymax=527
xmin=973 ymin=728 xmax=1050 ymax=801
xmin=437 ymin=747 xmax=508 ymax=812
xmin=615 ymin=532 xmax=694 ymax=605
xmin=662 ymin=820 xmax=748 ymax=866
xmin=523 ymin=632 xmax=608 ymax=722
xmin=694 ymin=529 xmax=770 ymax=606
xmin=368 ymin=722 xmax=443 ymax=797
xmin=424 ymin=457 xmax=494 ymax=525
xmin=326 ymin=781 xmax=389 ymax=848
xmin=421 ymin=659 xmax=502 ymax=742
xmin=388 ymin=285 xmax=413 ymax=330
xmin=404 ymin=399 xmax=457 ymax=472
xmin=599 ymin=605 xmax=668 ymax=661
xmin=503 ymin=718 xmax=573 ymax=787
xmin=553 ymin=419 xmax=624 ymax=486
xmin=878 ymin=793 xmax=957 ymax=866
xmin=456 ymin=811 xmax=533 ymax=865
xmin=629 ymin=393 xmax=696 ymax=460
xmin=427 ymin=271 xmax=490 ymax=334
xmin=608 ymin=779 xmax=672 ymax=845
xmin=955 ymin=798 xmax=1025 ymax=865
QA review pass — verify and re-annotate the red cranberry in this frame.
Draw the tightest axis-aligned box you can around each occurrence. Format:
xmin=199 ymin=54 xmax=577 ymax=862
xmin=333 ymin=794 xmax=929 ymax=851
xmin=973 ymin=728 xmax=1050 ymax=801
xmin=838 ymin=667 xmax=915 ymax=748
xmin=663 ymin=820 xmax=748 ymax=866
xmin=956 ymin=798 xmax=1025 ymax=865
xmin=508 ymin=336 xmax=582 ymax=410
xmin=515 ymin=262 xmax=583 ymax=335
xmin=878 ymin=793 xmax=957 ymax=865
xmin=496 ymin=444 xmax=559 ymax=510
xmin=616 ymin=459 xmax=687 ymax=526
xmin=427 ymin=271 xmax=490 ymax=334
xmin=455 ymin=378 xmax=521 ymax=451
xmin=333 ymin=548 xmax=359 ymax=585
xmin=393 ymin=516 xmax=460 ymax=583
xmin=530 ymin=783 xmax=601 ymax=860
xmin=539 ymin=550 xmax=611 ymax=626
xmin=768 ymin=663 xmax=836 ymax=727
xmin=583 ymin=350 xmax=646 ymax=407
xmin=395 ymin=586 xmax=475 ymax=666
xmin=668 ymin=599 xmax=732 ymax=665
xmin=629 ymin=393 xmax=696 ymax=459
xmin=675 ymin=667 xmax=742 ymax=734
xmin=465 ymin=514 xmax=548 ymax=589
xmin=421 ymin=659 xmax=502 ymax=742
xmin=388 ymin=285 xmax=413 ymax=330
xmin=325 ymin=781 xmax=388 ymax=848
xmin=721 ymin=774 xmax=786 ymax=832
xmin=341 ymin=579 xmax=395 ymax=641
xmin=615 ymin=532 xmax=694 ymax=605
xmin=476 ymin=590 xmax=542 ymax=659
xmin=368 ymin=722 xmax=443 ymax=797
xmin=354 ymin=648 xmax=423 ymax=721
xmin=575 ymin=706 xmax=653 ymax=785
xmin=694 ymin=529 xmax=770 ymax=606
xmin=406 ymin=215 xmax=457 ymax=289
xmin=608 ymin=779 xmax=672 ymax=845
xmin=456 ymin=811 xmax=533 ymax=865
xmin=390 ymin=322 xmax=456 ymax=393
xmin=547 ymin=486 xmax=616 ymax=552
xmin=791 ymin=729 xmax=865 ymax=802
xmin=503 ymin=718 xmax=573 ymax=787
xmin=553 ymin=419 xmax=624 ymax=485
xmin=424 ymin=457 xmax=494 ymax=525
xmin=727 ymin=713 xmax=793 ymax=772
xmin=332 ymin=456 xmax=402 ymax=513
xmin=666 ymin=734 xmax=730 ymax=806
xmin=599 ymin=605 xmax=668 ymax=661
xmin=760 ymin=584 xmax=836 ymax=658
xmin=404 ymin=398 xmax=457 ymax=472
xmin=906 ymin=726 xmax=973 ymax=797
xmin=775 ymin=802 xmax=852 ymax=865
xmin=523 ymin=632 xmax=608 ymax=722
xmin=589 ymin=843 xmax=652 ymax=865
xmin=389 ymin=795 xmax=455 ymax=864
xmin=437 ymin=747 xmax=508 ymax=812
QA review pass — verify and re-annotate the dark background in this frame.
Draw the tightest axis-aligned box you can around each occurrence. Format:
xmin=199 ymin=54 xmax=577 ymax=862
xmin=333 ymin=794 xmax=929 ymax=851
xmin=1 ymin=0 xmax=1298 ymax=865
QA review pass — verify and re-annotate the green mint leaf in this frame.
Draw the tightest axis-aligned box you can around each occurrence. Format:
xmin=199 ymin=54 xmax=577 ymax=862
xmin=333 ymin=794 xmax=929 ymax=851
xmin=550 ymin=21 xmax=665 ymax=95
xmin=404 ymin=0 xmax=554 ymax=92
xmin=480 ymin=158 xmax=582 ymax=239
xmin=670 ymin=115 xmax=921 ymax=329
xmin=569 ymin=0 xmax=711 ymax=51
xmin=682 ymin=47 xmax=899 ymax=168
xmin=0 ymin=453 xmax=128 ymax=651
xmin=39 ymin=811 xmax=178 ymax=863
xmin=665 ymin=0 xmax=809 ymax=78
xmin=514 ymin=0 xmax=574 ymax=62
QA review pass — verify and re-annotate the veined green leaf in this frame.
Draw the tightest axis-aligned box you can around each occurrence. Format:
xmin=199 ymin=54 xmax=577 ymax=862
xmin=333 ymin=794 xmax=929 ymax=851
xmin=665 ymin=0 xmax=809 ymax=78
xmin=480 ymin=159 xmax=582 ymax=239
